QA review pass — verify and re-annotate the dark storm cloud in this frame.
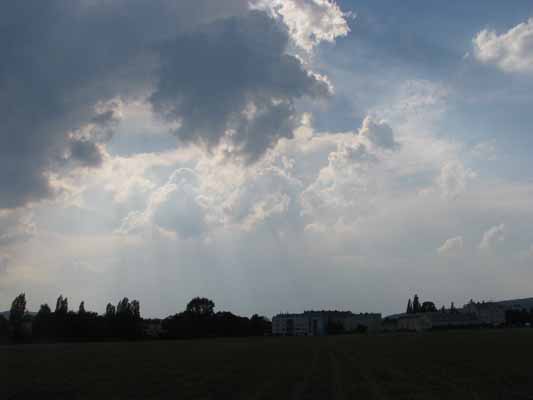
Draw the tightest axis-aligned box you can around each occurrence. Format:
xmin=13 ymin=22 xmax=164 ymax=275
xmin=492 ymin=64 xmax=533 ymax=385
xmin=0 ymin=1 xmax=156 ymax=208
xmin=150 ymin=11 xmax=331 ymax=161
xmin=1 ymin=0 xmax=326 ymax=208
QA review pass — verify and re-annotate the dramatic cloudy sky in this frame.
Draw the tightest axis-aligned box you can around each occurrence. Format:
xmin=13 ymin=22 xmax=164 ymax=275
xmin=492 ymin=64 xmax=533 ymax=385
xmin=2 ymin=0 xmax=533 ymax=317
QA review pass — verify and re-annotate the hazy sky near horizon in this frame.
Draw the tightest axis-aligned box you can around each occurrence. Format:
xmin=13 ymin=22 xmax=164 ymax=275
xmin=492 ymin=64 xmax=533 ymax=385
xmin=1 ymin=0 xmax=533 ymax=317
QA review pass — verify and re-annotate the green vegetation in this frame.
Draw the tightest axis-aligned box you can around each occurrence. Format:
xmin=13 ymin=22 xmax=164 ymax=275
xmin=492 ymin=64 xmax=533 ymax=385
xmin=2 ymin=329 xmax=533 ymax=399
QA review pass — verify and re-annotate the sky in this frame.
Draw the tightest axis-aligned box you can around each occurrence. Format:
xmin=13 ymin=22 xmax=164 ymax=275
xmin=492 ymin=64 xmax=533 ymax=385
xmin=1 ymin=0 xmax=533 ymax=318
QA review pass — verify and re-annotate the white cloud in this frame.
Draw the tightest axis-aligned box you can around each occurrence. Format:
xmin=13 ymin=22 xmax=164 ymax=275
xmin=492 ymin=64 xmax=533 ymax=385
xmin=241 ymin=192 xmax=291 ymax=230
xmin=479 ymin=224 xmax=505 ymax=251
xmin=473 ymin=18 xmax=533 ymax=74
xmin=256 ymin=0 xmax=351 ymax=52
xmin=437 ymin=236 xmax=464 ymax=256
xmin=118 ymin=168 xmax=207 ymax=239
xmin=0 ymin=1 xmax=340 ymax=209
xmin=5 ymin=84 xmax=533 ymax=316
xmin=375 ymin=80 xmax=450 ymax=129
xmin=437 ymin=161 xmax=476 ymax=199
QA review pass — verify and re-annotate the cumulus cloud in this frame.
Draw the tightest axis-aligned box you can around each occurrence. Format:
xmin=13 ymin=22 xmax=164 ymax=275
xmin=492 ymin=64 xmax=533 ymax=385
xmin=301 ymin=139 xmax=376 ymax=223
xmin=437 ymin=161 xmax=476 ymax=199
xmin=479 ymin=224 xmax=505 ymax=251
xmin=5 ymin=102 xmax=533 ymax=315
xmin=151 ymin=11 xmax=331 ymax=162
xmin=0 ymin=0 xmax=340 ymax=209
xmin=287 ymin=115 xmax=404 ymax=230
xmin=118 ymin=168 xmax=207 ymax=239
xmin=115 ymin=115 xmax=399 ymax=238
xmin=257 ymin=0 xmax=351 ymax=52
xmin=473 ymin=18 xmax=533 ymax=74
xmin=358 ymin=117 xmax=399 ymax=150
xmin=437 ymin=236 xmax=464 ymax=256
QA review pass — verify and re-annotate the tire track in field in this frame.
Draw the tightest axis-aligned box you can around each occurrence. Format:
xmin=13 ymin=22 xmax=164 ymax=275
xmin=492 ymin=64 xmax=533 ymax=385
xmin=328 ymin=346 xmax=347 ymax=400
xmin=290 ymin=344 xmax=320 ymax=400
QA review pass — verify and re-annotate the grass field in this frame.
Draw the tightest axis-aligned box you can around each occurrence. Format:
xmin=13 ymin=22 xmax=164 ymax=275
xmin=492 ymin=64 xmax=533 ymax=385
xmin=2 ymin=329 xmax=533 ymax=399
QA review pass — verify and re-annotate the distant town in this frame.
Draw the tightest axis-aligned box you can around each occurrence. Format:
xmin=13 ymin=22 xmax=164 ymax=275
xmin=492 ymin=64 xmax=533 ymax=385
xmin=2 ymin=293 xmax=533 ymax=344
xmin=272 ymin=295 xmax=533 ymax=336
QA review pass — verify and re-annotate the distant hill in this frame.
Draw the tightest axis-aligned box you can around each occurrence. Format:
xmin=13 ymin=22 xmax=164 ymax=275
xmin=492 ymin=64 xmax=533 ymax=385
xmin=496 ymin=298 xmax=533 ymax=310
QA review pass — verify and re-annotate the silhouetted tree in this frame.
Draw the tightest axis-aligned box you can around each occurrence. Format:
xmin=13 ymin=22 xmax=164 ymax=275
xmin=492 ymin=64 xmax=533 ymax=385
xmin=10 ymin=293 xmax=26 ymax=326
xmin=105 ymin=303 xmax=116 ymax=318
xmin=162 ymin=298 xmax=269 ymax=340
xmin=9 ymin=293 xmax=28 ymax=341
xmin=114 ymin=298 xmax=142 ymax=339
xmin=116 ymin=298 xmax=130 ymax=317
xmin=406 ymin=299 xmax=413 ymax=314
xmin=250 ymin=314 xmax=271 ymax=335
xmin=412 ymin=294 xmax=421 ymax=313
xmin=131 ymin=300 xmax=140 ymax=319
xmin=38 ymin=304 xmax=52 ymax=316
xmin=55 ymin=295 xmax=68 ymax=315
xmin=450 ymin=302 xmax=457 ymax=313
xmin=33 ymin=303 xmax=54 ymax=341
xmin=421 ymin=301 xmax=437 ymax=313
xmin=186 ymin=297 xmax=215 ymax=317
xmin=78 ymin=301 xmax=86 ymax=315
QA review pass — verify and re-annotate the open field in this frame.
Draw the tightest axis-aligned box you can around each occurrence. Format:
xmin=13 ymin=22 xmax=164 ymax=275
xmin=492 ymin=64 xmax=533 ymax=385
xmin=2 ymin=329 xmax=533 ymax=399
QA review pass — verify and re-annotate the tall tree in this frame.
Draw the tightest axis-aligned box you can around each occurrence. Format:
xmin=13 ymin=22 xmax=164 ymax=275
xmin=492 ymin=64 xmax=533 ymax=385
xmin=10 ymin=293 xmax=27 ymax=341
xmin=412 ymin=294 xmax=421 ymax=313
xmin=55 ymin=295 xmax=68 ymax=315
xmin=116 ymin=298 xmax=131 ymax=317
xmin=406 ymin=299 xmax=413 ymax=314
xmin=105 ymin=303 xmax=116 ymax=318
xmin=186 ymin=297 xmax=215 ymax=317
xmin=78 ymin=301 xmax=86 ymax=315
xmin=10 ymin=293 xmax=26 ymax=325
xmin=130 ymin=300 xmax=140 ymax=320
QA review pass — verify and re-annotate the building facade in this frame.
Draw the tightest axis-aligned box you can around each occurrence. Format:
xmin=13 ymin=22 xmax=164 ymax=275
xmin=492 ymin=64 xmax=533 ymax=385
xmin=382 ymin=314 xmax=432 ymax=332
xmin=272 ymin=311 xmax=382 ymax=336
xmin=461 ymin=301 xmax=506 ymax=326
xmin=343 ymin=313 xmax=382 ymax=333
xmin=272 ymin=313 xmax=327 ymax=336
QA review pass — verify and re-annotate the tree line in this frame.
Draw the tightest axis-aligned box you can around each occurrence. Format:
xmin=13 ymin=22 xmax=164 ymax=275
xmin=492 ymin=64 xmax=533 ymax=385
xmin=404 ymin=294 xmax=533 ymax=327
xmin=405 ymin=294 xmax=458 ymax=314
xmin=1 ymin=294 xmax=271 ymax=344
